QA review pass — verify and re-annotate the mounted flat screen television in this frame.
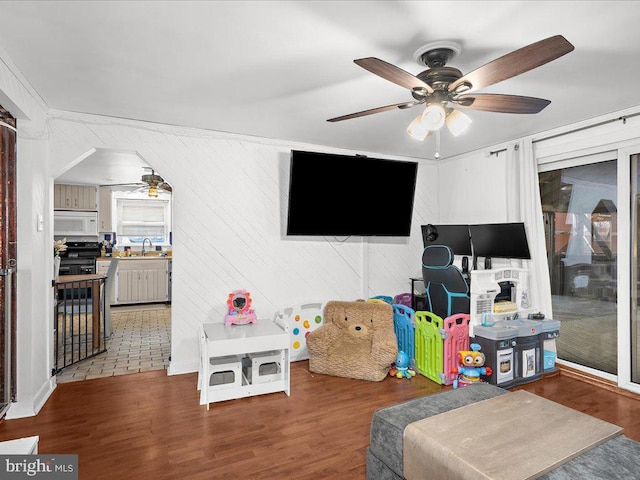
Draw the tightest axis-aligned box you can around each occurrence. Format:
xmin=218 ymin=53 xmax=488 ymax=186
xmin=469 ymin=222 xmax=531 ymax=259
xmin=421 ymin=224 xmax=472 ymax=255
xmin=286 ymin=150 xmax=418 ymax=236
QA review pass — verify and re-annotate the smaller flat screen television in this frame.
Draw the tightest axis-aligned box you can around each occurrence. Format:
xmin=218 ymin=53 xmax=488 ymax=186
xmin=469 ymin=222 xmax=531 ymax=259
xmin=286 ymin=150 xmax=418 ymax=236
xmin=421 ymin=224 xmax=472 ymax=256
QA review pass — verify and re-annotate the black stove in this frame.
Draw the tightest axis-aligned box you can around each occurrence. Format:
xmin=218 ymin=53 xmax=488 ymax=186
xmin=58 ymin=241 xmax=101 ymax=276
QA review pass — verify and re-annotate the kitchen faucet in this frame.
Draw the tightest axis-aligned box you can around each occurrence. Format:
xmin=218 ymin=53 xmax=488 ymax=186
xmin=141 ymin=238 xmax=153 ymax=256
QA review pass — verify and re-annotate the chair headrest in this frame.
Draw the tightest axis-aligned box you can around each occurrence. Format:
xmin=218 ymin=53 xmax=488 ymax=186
xmin=422 ymin=245 xmax=454 ymax=269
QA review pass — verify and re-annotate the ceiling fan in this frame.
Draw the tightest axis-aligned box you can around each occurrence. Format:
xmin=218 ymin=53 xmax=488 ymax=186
xmin=102 ymin=167 xmax=172 ymax=197
xmin=327 ymin=35 xmax=574 ymax=144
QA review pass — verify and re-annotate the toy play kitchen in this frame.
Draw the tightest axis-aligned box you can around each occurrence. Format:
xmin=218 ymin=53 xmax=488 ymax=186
xmin=472 ymin=320 xmax=517 ymax=388
xmin=473 ymin=313 xmax=560 ymax=386
xmin=473 ymin=316 xmax=543 ymax=386
xmin=508 ymin=316 xmax=543 ymax=385
xmin=540 ymin=316 xmax=560 ymax=373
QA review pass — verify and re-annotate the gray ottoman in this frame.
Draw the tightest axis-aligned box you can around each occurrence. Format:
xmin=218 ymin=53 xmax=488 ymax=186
xmin=366 ymin=383 xmax=640 ymax=480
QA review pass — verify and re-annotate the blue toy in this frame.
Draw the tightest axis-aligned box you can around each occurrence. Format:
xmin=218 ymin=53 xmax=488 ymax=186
xmin=370 ymin=295 xmax=394 ymax=305
xmin=389 ymin=351 xmax=416 ymax=379
xmin=452 ymin=343 xmax=492 ymax=389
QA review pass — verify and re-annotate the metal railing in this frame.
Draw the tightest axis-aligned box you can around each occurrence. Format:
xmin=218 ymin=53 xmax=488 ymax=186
xmin=54 ymin=276 xmax=107 ymax=374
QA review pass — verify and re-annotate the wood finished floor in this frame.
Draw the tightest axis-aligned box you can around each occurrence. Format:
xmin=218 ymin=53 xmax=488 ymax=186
xmin=1 ymin=363 xmax=639 ymax=479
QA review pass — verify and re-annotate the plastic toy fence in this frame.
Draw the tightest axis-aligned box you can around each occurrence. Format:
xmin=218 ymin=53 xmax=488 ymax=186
xmin=392 ymin=304 xmax=415 ymax=363
xmin=415 ymin=311 xmax=444 ymax=383
xmin=273 ymin=302 xmax=324 ymax=362
xmin=415 ymin=311 xmax=471 ymax=385
xmin=441 ymin=313 xmax=471 ymax=385
xmin=393 ymin=293 xmax=412 ymax=309
xmin=370 ymin=295 xmax=394 ymax=304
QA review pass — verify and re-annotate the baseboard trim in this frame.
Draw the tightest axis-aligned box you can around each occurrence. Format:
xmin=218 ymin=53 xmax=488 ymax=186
xmin=5 ymin=377 xmax=56 ymax=420
xmin=558 ymin=364 xmax=640 ymax=401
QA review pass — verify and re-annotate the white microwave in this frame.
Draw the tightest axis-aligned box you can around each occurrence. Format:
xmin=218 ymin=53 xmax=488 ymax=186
xmin=54 ymin=211 xmax=98 ymax=237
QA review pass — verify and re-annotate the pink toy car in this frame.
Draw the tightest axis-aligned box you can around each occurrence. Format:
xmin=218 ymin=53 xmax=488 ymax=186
xmin=224 ymin=289 xmax=258 ymax=326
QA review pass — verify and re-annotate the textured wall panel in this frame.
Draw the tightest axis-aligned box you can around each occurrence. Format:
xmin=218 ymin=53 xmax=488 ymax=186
xmin=47 ymin=113 xmax=438 ymax=373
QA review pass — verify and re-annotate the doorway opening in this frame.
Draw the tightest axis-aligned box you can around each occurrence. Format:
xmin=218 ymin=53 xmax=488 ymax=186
xmin=53 ymin=148 xmax=173 ymax=383
xmin=0 ymin=105 xmax=17 ymax=418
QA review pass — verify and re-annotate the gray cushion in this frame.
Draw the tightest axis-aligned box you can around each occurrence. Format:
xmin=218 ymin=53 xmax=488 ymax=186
xmin=367 ymin=384 xmax=640 ymax=480
xmin=540 ymin=435 xmax=640 ymax=479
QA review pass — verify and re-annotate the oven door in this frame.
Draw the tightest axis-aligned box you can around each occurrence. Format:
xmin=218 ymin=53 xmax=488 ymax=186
xmin=58 ymin=265 xmax=73 ymax=276
xmin=496 ymin=348 xmax=514 ymax=385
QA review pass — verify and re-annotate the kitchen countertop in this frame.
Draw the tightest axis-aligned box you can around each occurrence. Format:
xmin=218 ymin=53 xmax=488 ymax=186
xmin=97 ymin=255 xmax=172 ymax=261
xmin=55 ymin=273 xmax=107 ymax=284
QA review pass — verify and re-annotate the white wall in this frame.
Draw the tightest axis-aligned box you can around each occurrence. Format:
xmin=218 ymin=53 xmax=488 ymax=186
xmin=6 ymin=30 xmax=638 ymax=415
xmin=46 ymin=111 xmax=438 ymax=375
xmin=437 ymin=146 xmax=517 ymax=224
xmin=0 ymin=46 xmax=54 ymax=419
xmin=1 ymin=31 xmax=440 ymax=413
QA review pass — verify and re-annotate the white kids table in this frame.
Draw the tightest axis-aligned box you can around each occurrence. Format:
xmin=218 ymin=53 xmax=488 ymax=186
xmin=200 ymin=318 xmax=290 ymax=409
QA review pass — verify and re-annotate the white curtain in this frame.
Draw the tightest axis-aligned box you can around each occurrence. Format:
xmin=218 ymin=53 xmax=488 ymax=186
xmin=514 ymin=139 xmax=553 ymax=317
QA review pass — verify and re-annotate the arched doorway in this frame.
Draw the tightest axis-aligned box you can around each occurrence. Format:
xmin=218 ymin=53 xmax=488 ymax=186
xmin=53 ymin=148 xmax=172 ymax=382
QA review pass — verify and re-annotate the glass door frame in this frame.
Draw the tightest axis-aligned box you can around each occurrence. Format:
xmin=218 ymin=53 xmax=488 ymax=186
xmin=537 ymin=142 xmax=640 ymax=394
xmin=617 ymin=144 xmax=639 ymax=394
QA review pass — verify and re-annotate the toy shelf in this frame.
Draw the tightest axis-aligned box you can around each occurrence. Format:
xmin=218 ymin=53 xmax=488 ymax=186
xmin=200 ymin=319 xmax=290 ymax=408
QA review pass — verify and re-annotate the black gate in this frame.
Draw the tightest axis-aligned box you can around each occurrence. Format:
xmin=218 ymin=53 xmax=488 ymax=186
xmin=54 ymin=276 xmax=107 ymax=374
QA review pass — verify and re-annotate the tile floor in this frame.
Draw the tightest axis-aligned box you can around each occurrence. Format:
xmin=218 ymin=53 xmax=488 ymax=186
xmin=56 ymin=304 xmax=171 ymax=383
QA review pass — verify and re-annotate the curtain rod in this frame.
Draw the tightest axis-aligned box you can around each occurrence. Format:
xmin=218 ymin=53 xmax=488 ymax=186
xmin=532 ymin=111 xmax=640 ymax=144
xmin=487 ymin=147 xmax=508 ymax=157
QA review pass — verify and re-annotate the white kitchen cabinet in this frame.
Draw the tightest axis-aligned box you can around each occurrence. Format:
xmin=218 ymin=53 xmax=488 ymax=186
xmin=98 ymin=186 xmax=113 ymax=232
xmin=97 ymin=258 xmax=169 ymax=305
xmin=116 ymin=259 xmax=169 ymax=304
xmin=54 ymin=183 xmax=97 ymax=211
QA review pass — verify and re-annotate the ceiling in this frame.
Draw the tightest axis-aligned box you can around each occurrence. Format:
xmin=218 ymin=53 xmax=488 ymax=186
xmin=2 ymin=1 xmax=640 ymax=171
xmin=55 ymin=148 xmax=152 ymax=186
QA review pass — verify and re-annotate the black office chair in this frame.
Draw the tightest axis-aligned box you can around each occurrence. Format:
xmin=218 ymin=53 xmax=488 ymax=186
xmin=421 ymin=245 xmax=470 ymax=319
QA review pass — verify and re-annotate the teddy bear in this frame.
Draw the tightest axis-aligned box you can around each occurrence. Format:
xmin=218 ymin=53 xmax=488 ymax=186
xmin=306 ymin=300 xmax=398 ymax=381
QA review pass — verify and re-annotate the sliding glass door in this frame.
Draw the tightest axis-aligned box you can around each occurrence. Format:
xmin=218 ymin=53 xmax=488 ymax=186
xmin=632 ymin=155 xmax=640 ymax=384
xmin=539 ymin=161 xmax=618 ymax=375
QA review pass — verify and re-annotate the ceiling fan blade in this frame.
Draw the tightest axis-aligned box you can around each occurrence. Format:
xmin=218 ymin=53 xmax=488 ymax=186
xmin=449 ymin=35 xmax=574 ymax=94
xmin=453 ymin=93 xmax=551 ymax=114
xmin=327 ymin=101 xmax=423 ymax=122
xmin=100 ymin=182 xmax=145 ymax=187
xmin=354 ymin=57 xmax=433 ymax=94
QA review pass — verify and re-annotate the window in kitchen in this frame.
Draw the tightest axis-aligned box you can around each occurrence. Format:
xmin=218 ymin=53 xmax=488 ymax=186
xmin=114 ymin=192 xmax=171 ymax=246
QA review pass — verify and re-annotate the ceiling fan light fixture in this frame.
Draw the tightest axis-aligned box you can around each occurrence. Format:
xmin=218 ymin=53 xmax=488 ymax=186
xmin=148 ymin=185 xmax=159 ymax=198
xmin=446 ymin=109 xmax=472 ymax=136
xmin=407 ymin=113 xmax=431 ymax=141
xmin=421 ymin=103 xmax=446 ymax=130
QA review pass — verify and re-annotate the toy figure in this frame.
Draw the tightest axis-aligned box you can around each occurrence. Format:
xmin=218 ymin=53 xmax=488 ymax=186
xmin=224 ymin=289 xmax=258 ymax=326
xmin=389 ymin=351 xmax=416 ymax=379
xmin=452 ymin=343 xmax=492 ymax=389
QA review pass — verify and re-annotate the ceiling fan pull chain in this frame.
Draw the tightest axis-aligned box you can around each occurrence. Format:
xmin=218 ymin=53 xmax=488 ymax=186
xmin=435 ymin=129 xmax=441 ymax=159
